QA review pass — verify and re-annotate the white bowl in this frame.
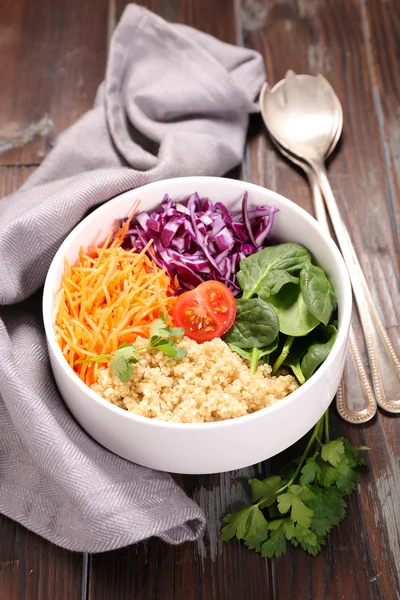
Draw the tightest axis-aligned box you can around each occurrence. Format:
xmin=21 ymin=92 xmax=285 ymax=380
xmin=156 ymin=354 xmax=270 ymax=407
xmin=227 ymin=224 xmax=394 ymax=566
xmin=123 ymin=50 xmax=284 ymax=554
xmin=43 ymin=176 xmax=352 ymax=474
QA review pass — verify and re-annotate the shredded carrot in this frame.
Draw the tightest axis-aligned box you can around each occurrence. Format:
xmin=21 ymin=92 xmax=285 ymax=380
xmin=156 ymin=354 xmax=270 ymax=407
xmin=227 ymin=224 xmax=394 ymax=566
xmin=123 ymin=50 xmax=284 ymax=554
xmin=55 ymin=206 xmax=177 ymax=387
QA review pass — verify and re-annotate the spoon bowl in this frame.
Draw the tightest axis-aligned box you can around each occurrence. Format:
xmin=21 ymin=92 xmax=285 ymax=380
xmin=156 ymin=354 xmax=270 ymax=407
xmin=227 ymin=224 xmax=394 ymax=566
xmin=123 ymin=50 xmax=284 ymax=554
xmin=260 ymin=71 xmax=339 ymax=161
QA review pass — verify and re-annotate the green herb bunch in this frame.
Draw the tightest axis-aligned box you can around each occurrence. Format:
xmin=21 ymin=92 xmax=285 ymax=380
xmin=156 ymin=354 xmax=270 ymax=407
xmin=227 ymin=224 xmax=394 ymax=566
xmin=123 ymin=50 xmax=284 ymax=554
xmin=224 ymin=243 xmax=338 ymax=381
xmin=221 ymin=411 xmax=368 ymax=557
xmin=75 ymin=313 xmax=186 ymax=382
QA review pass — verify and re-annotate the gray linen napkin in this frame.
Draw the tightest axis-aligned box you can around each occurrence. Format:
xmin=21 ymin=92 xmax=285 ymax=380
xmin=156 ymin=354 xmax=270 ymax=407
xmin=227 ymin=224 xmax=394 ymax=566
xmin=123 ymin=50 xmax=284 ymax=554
xmin=0 ymin=4 xmax=265 ymax=552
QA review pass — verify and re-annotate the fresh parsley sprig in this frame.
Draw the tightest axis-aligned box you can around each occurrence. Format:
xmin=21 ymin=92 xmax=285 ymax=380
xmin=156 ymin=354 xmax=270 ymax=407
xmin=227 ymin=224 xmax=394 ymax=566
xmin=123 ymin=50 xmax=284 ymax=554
xmin=221 ymin=410 xmax=369 ymax=557
xmin=74 ymin=313 xmax=186 ymax=382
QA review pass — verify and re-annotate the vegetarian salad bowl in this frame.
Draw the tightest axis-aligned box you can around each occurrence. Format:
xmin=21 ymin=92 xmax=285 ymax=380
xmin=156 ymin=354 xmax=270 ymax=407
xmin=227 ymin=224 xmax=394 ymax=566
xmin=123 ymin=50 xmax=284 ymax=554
xmin=43 ymin=177 xmax=352 ymax=474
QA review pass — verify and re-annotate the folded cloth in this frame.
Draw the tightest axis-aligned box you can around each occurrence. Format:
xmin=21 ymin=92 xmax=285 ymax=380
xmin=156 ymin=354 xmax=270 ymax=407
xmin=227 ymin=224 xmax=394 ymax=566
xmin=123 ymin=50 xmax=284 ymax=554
xmin=0 ymin=4 xmax=265 ymax=552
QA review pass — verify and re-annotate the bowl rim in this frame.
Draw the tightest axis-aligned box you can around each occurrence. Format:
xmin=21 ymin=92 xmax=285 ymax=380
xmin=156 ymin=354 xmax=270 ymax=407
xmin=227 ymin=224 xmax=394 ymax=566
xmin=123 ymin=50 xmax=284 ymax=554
xmin=43 ymin=176 xmax=352 ymax=430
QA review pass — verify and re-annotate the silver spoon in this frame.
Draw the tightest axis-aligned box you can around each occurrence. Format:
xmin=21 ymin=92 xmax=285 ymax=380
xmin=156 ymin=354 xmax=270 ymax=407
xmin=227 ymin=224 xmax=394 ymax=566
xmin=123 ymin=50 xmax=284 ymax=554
xmin=261 ymin=112 xmax=376 ymax=423
xmin=261 ymin=71 xmax=400 ymax=414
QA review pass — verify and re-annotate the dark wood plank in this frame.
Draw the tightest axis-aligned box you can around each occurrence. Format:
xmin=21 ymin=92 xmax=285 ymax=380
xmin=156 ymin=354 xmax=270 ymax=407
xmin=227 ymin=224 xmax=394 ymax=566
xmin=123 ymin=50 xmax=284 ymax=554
xmin=88 ymin=467 xmax=272 ymax=600
xmin=362 ymin=0 xmax=400 ymax=247
xmin=0 ymin=514 xmax=85 ymax=600
xmin=0 ymin=167 xmax=85 ymax=600
xmin=0 ymin=0 xmax=109 ymax=165
xmin=115 ymin=0 xmax=237 ymax=42
xmin=242 ymin=0 xmax=400 ymax=598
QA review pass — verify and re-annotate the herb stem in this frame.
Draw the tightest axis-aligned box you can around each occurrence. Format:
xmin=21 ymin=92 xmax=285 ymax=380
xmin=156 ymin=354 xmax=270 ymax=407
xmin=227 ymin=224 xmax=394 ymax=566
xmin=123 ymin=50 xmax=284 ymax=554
xmin=134 ymin=344 xmax=151 ymax=351
xmin=324 ymin=409 xmax=331 ymax=443
xmin=250 ymin=348 xmax=260 ymax=374
xmin=271 ymin=336 xmax=294 ymax=375
xmin=275 ymin=412 xmax=326 ymax=495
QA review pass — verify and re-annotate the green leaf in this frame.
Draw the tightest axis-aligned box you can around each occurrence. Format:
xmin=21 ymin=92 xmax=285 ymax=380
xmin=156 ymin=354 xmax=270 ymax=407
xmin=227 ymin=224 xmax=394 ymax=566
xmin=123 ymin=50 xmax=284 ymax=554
xmin=319 ymin=464 xmax=339 ymax=488
xmin=174 ymin=347 xmax=187 ymax=360
xmin=301 ymin=325 xmax=338 ymax=380
xmin=166 ymin=327 xmax=186 ymax=337
xmin=300 ymin=458 xmax=322 ymax=485
xmin=291 ymin=483 xmax=315 ymax=503
xmin=223 ymin=298 xmax=279 ymax=349
xmin=150 ymin=312 xmax=185 ymax=342
xmin=154 ymin=340 xmax=187 ymax=359
xmin=227 ymin=345 xmax=254 ymax=361
xmin=300 ymin=263 xmax=337 ymax=326
xmin=269 ymin=518 xmax=296 ymax=540
xmin=237 ymin=243 xmax=312 ymax=299
xmin=308 ymin=486 xmax=346 ymax=536
xmin=260 ymin=518 xmax=298 ymax=558
xmin=321 ymin=440 xmax=345 ymax=467
xmin=293 ymin=525 xmax=322 ymax=555
xmin=268 ymin=283 xmax=320 ymax=337
xmin=335 ymin=461 xmax=361 ymax=494
xmin=228 ymin=339 xmax=279 ymax=362
xmin=277 ymin=488 xmax=314 ymax=529
xmin=150 ymin=314 xmax=185 ymax=342
xmin=109 ymin=345 xmax=139 ymax=382
xmin=150 ymin=318 xmax=170 ymax=339
xmin=257 ymin=270 xmax=300 ymax=300
xmin=244 ymin=530 xmax=270 ymax=552
xmin=260 ymin=528 xmax=287 ymax=558
xmin=221 ymin=505 xmax=268 ymax=542
xmin=341 ymin=438 xmax=367 ymax=467
xmin=267 ymin=503 xmax=282 ymax=520
xmin=249 ymin=475 xmax=282 ymax=506
xmin=318 ymin=452 xmax=361 ymax=494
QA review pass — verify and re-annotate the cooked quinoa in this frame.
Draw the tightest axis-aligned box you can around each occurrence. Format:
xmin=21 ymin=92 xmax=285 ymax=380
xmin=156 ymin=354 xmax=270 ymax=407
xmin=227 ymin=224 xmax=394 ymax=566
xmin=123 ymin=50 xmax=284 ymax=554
xmin=91 ymin=337 xmax=298 ymax=423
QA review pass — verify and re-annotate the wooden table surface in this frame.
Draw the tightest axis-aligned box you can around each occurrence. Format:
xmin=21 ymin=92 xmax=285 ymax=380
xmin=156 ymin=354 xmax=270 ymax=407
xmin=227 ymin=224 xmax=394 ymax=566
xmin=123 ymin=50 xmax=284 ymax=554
xmin=1 ymin=0 xmax=399 ymax=599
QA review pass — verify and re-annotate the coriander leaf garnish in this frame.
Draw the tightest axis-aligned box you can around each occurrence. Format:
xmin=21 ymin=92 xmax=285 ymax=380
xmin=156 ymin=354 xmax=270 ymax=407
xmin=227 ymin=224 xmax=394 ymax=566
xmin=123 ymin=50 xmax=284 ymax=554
xmin=221 ymin=409 xmax=369 ymax=558
xmin=108 ymin=346 xmax=139 ymax=383
xmin=300 ymin=457 xmax=321 ymax=485
xmin=249 ymin=475 xmax=282 ymax=505
xmin=277 ymin=487 xmax=314 ymax=529
xmin=321 ymin=439 xmax=346 ymax=467
xmin=221 ymin=505 xmax=268 ymax=542
xmin=73 ymin=316 xmax=186 ymax=382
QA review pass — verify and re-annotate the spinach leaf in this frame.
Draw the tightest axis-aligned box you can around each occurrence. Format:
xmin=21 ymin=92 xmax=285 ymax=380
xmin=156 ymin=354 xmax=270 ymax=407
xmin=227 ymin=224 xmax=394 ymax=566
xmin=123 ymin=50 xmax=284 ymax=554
xmin=228 ymin=338 xmax=279 ymax=361
xmin=268 ymin=283 xmax=320 ymax=337
xmin=301 ymin=325 xmax=338 ymax=380
xmin=224 ymin=298 xmax=279 ymax=349
xmin=300 ymin=263 xmax=337 ymax=326
xmin=237 ymin=243 xmax=312 ymax=300
xmin=257 ymin=270 xmax=300 ymax=301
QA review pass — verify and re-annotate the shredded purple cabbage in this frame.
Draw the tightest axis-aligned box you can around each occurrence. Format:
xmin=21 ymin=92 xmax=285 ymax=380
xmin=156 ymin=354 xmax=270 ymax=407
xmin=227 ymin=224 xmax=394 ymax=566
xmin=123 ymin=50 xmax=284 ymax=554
xmin=121 ymin=192 xmax=278 ymax=295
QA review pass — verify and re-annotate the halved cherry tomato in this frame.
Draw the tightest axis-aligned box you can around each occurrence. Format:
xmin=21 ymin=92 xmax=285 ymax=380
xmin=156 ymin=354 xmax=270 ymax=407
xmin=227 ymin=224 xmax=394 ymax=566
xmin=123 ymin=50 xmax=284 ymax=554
xmin=172 ymin=281 xmax=236 ymax=343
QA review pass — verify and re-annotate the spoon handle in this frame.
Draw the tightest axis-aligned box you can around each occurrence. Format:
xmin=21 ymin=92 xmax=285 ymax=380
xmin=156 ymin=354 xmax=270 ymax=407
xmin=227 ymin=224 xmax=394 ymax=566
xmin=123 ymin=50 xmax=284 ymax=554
xmin=307 ymin=169 xmax=376 ymax=423
xmin=311 ymin=161 xmax=400 ymax=413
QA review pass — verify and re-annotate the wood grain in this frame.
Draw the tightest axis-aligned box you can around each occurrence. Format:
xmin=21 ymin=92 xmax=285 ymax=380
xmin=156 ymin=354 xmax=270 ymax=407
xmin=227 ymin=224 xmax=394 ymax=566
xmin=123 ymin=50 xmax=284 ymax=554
xmin=1 ymin=0 xmax=400 ymax=598
xmin=362 ymin=0 xmax=400 ymax=246
xmin=242 ymin=0 xmax=400 ymax=598
xmin=0 ymin=0 xmax=109 ymax=165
